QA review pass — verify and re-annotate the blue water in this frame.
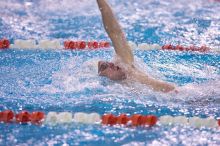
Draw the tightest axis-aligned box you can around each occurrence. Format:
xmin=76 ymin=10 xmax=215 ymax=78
xmin=0 ymin=0 xmax=220 ymax=145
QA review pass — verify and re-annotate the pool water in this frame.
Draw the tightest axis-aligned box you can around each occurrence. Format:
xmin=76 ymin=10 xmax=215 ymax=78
xmin=0 ymin=0 xmax=220 ymax=145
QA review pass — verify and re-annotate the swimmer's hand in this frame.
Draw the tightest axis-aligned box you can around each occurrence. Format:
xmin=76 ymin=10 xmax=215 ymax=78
xmin=151 ymin=80 xmax=176 ymax=93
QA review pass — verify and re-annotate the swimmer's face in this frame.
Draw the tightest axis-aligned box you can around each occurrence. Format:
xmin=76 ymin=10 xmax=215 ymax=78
xmin=98 ymin=61 xmax=126 ymax=81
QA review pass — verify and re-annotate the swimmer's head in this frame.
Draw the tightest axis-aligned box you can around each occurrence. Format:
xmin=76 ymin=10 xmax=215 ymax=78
xmin=98 ymin=61 xmax=126 ymax=81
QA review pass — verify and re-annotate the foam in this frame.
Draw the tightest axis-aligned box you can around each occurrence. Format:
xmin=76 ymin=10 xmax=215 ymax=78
xmin=40 ymin=57 xmax=103 ymax=94
xmin=39 ymin=49 xmax=220 ymax=108
xmin=175 ymin=79 xmax=220 ymax=101
xmin=83 ymin=59 xmax=99 ymax=73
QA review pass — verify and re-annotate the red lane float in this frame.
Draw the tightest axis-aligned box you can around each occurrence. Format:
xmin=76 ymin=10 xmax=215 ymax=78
xmin=99 ymin=41 xmax=110 ymax=48
xmin=141 ymin=115 xmax=158 ymax=126
xmin=15 ymin=111 xmax=31 ymax=123
xmin=76 ymin=41 xmax=87 ymax=49
xmin=101 ymin=114 xmax=158 ymax=127
xmin=88 ymin=41 xmax=99 ymax=49
xmin=130 ymin=114 xmax=143 ymax=126
xmin=64 ymin=40 xmax=111 ymax=50
xmin=129 ymin=114 xmax=157 ymax=126
xmin=64 ymin=41 xmax=78 ymax=49
xmin=0 ymin=110 xmax=14 ymax=123
xmin=88 ymin=41 xmax=110 ymax=49
xmin=30 ymin=111 xmax=45 ymax=124
xmin=117 ymin=114 xmax=129 ymax=125
xmin=175 ymin=45 xmax=184 ymax=51
xmin=162 ymin=44 xmax=175 ymax=50
xmin=162 ymin=44 xmax=210 ymax=52
xmin=0 ymin=38 xmax=10 ymax=49
xmin=101 ymin=114 xmax=117 ymax=126
xmin=64 ymin=41 xmax=76 ymax=49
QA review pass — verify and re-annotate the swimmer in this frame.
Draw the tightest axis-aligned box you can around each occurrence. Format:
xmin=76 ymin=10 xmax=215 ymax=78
xmin=96 ymin=0 xmax=176 ymax=93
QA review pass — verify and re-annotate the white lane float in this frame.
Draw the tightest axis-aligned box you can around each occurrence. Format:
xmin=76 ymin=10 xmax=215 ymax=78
xmin=86 ymin=113 xmax=101 ymax=124
xmin=203 ymin=117 xmax=218 ymax=128
xmin=44 ymin=112 xmax=74 ymax=125
xmin=159 ymin=115 xmax=219 ymax=128
xmin=151 ymin=44 xmax=161 ymax=50
xmin=73 ymin=112 xmax=88 ymax=123
xmin=172 ymin=116 xmax=188 ymax=125
xmin=72 ymin=112 xmax=101 ymax=124
xmin=189 ymin=117 xmax=205 ymax=128
xmin=12 ymin=40 xmax=37 ymax=49
xmin=212 ymin=47 xmax=220 ymax=52
xmin=37 ymin=40 xmax=62 ymax=49
xmin=57 ymin=112 xmax=73 ymax=123
xmin=159 ymin=115 xmax=174 ymax=125
xmin=44 ymin=112 xmax=58 ymax=125
xmin=138 ymin=43 xmax=151 ymax=50
xmin=128 ymin=41 xmax=137 ymax=49
xmin=138 ymin=43 xmax=161 ymax=50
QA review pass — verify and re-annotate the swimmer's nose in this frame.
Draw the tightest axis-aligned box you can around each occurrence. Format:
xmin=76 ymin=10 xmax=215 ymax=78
xmin=108 ymin=63 xmax=115 ymax=69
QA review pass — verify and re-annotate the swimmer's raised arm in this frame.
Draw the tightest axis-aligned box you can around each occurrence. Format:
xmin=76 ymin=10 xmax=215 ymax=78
xmin=96 ymin=0 xmax=176 ymax=93
xmin=97 ymin=0 xmax=134 ymax=65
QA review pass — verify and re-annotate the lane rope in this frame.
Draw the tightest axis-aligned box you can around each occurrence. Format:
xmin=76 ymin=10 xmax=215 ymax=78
xmin=1 ymin=38 xmax=219 ymax=52
xmin=0 ymin=110 xmax=220 ymax=128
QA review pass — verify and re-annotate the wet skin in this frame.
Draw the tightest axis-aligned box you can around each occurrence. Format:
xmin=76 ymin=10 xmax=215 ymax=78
xmin=96 ymin=0 xmax=176 ymax=93
xmin=98 ymin=61 xmax=126 ymax=81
